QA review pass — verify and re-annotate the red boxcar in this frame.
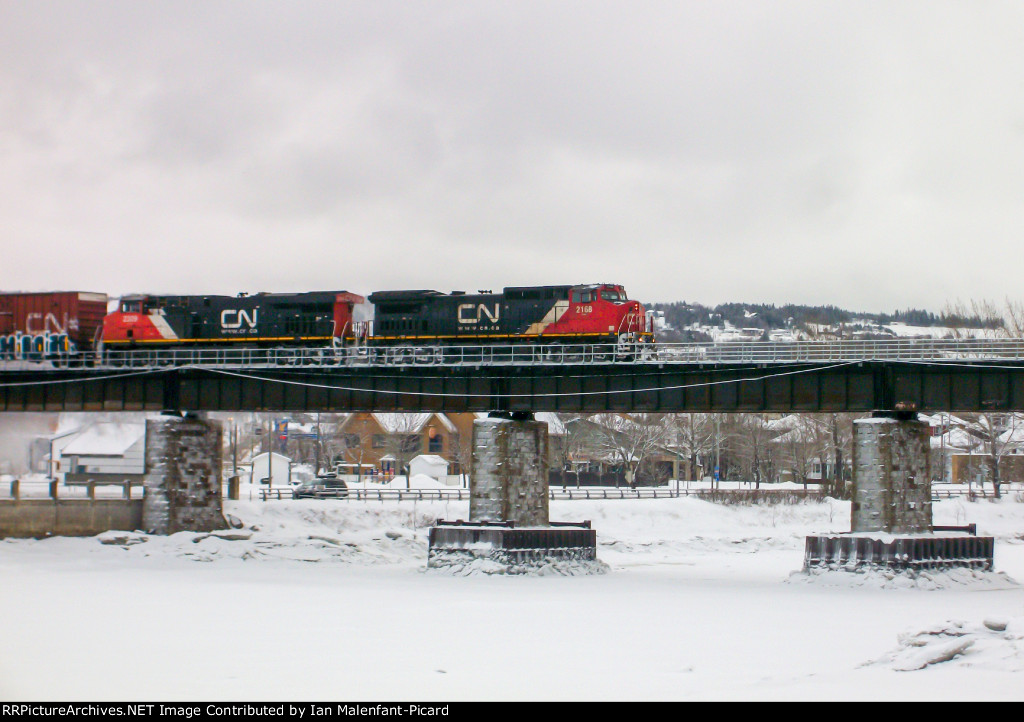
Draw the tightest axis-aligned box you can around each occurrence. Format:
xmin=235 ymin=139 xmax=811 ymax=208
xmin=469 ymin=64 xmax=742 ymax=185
xmin=0 ymin=292 xmax=109 ymax=357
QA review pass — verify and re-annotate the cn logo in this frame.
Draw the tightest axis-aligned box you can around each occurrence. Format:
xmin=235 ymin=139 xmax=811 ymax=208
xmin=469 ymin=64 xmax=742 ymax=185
xmin=221 ymin=309 xmax=258 ymax=329
xmin=457 ymin=303 xmax=500 ymax=325
xmin=25 ymin=312 xmax=68 ymax=335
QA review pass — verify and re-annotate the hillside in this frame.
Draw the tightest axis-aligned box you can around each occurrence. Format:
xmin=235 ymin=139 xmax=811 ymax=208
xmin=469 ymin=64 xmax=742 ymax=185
xmin=649 ymin=301 xmax=1003 ymax=342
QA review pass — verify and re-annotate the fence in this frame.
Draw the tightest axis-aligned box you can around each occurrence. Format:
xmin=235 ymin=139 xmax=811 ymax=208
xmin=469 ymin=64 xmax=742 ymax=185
xmin=0 ymin=479 xmax=145 ymax=501
xmin=259 ymin=486 xmax=826 ymax=502
xmin=259 ymin=483 xmax=1023 ymax=502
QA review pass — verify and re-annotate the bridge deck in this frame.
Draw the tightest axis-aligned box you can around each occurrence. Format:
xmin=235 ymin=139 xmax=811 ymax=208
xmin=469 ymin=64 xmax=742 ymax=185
xmin=2 ymin=354 xmax=1023 ymax=413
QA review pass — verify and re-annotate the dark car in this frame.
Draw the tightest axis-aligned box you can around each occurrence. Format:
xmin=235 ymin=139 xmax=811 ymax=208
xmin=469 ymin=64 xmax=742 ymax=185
xmin=292 ymin=475 xmax=349 ymax=499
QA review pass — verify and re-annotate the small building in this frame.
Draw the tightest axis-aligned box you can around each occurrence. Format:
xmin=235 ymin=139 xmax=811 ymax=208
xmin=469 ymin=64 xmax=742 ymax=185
xmin=251 ymin=452 xmax=292 ymax=486
xmin=409 ymin=454 xmax=450 ymax=484
xmin=59 ymin=422 xmax=146 ymax=484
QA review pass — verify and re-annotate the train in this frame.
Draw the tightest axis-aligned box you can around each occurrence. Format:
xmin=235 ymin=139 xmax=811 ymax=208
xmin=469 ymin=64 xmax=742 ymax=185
xmin=0 ymin=283 xmax=654 ymax=362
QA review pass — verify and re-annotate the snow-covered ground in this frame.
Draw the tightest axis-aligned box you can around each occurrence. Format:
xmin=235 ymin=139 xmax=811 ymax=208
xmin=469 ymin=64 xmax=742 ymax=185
xmin=1 ymin=492 xmax=1023 ymax=701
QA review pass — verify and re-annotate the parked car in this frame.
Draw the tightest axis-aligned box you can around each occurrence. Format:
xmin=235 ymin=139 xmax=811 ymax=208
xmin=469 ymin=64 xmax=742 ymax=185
xmin=292 ymin=476 xmax=348 ymax=499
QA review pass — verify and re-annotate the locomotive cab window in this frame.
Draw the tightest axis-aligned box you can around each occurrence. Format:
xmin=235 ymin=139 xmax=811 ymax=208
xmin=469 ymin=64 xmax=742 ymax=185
xmin=121 ymin=301 xmax=142 ymax=313
xmin=578 ymin=291 xmax=594 ymax=303
xmin=600 ymin=290 xmax=625 ymax=302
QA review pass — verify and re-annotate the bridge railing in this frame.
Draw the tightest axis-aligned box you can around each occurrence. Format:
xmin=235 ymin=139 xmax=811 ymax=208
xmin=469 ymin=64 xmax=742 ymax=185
xmin=8 ymin=337 xmax=1024 ymax=370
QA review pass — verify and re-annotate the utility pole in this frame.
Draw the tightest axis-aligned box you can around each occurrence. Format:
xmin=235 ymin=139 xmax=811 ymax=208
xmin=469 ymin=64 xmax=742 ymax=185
xmin=714 ymin=415 xmax=720 ymax=491
xmin=315 ymin=412 xmax=321 ymax=475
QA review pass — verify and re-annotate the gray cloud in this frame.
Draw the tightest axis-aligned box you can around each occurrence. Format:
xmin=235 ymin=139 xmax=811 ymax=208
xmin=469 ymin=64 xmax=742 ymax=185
xmin=3 ymin=1 xmax=1024 ymax=313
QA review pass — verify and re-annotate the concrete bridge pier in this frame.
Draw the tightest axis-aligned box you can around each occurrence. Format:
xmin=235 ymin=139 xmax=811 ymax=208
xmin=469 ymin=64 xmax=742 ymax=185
xmin=804 ymin=413 xmax=993 ymax=572
xmin=427 ymin=414 xmax=599 ymax=572
xmin=851 ymin=415 xmax=932 ymax=534
xmin=468 ymin=415 xmax=550 ymax=526
xmin=142 ymin=414 xmax=228 ymax=535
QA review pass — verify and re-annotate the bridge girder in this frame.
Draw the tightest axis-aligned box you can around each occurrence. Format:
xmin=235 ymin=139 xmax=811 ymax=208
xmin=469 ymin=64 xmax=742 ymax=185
xmin=2 ymin=361 xmax=1024 ymax=414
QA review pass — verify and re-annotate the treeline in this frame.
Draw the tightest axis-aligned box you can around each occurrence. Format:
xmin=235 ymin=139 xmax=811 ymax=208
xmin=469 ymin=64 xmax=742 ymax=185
xmin=651 ymin=301 xmax=1002 ymax=334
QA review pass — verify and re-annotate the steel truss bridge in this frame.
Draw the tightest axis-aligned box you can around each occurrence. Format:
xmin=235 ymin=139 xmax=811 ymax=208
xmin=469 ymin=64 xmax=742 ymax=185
xmin=2 ymin=339 xmax=1024 ymax=413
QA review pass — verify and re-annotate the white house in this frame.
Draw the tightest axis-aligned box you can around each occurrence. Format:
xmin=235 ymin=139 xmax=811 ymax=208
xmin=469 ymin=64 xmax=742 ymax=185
xmin=408 ymin=454 xmax=450 ymax=484
xmin=58 ymin=422 xmax=146 ymax=483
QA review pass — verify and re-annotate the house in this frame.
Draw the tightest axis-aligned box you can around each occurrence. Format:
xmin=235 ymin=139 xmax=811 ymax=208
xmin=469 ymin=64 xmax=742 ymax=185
xmin=57 ymin=421 xmax=146 ymax=484
xmin=554 ymin=414 xmax=676 ymax=486
xmin=929 ymin=413 xmax=1024 ymax=484
xmin=336 ymin=413 xmax=472 ymax=477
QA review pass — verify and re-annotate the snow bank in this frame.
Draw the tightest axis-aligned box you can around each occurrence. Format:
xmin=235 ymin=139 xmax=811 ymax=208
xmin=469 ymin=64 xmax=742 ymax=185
xmin=386 ymin=474 xmax=450 ymax=490
xmin=789 ymin=566 xmax=1019 ymax=591
xmin=425 ymin=554 xmax=610 ymax=577
xmin=868 ymin=617 xmax=1024 ymax=672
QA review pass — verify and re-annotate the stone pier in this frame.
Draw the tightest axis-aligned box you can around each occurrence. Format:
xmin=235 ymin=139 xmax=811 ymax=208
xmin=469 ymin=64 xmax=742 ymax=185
xmin=851 ymin=416 xmax=932 ymax=533
xmin=469 ymin=416 xmax=549 ymax=526
xmin=142 ymin=414 xmax=228 ymax=535
xmin=804 ymin=413 xmax=993 ymax=572
xmin=427 ymin=415 xmax=599 ymax=572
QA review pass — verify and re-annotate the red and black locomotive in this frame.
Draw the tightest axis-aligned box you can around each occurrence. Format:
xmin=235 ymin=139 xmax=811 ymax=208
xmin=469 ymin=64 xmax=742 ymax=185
xmin=1 ymin=283 xmax=653 ymax=361
xmin=101 ymin=291 xmax=365 ymax=350
xmin=364 ymin=283 xmax=651 ymax=346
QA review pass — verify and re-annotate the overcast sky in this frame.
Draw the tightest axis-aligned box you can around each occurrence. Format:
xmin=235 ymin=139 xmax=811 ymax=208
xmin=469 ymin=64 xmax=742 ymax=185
xmin=3 ymin=1 xmax=1024 ymax=313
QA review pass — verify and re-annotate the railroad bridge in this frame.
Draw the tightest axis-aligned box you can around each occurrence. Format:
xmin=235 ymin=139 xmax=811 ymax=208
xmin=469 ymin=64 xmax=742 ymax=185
xmin=1 ymin=339 xmax=1023 ymax=413
xmin=2 ymin=338 xmax=1019 ymax=565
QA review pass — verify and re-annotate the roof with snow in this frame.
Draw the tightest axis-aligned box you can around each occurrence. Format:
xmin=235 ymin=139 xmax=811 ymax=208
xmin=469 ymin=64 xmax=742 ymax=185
xmin=371 ymin=413 xmax=456 ymax=434
xmin=62 ymin=423 xmax=145 ymax=456
xmin=410 ymin=455 xmax=449 ymax=466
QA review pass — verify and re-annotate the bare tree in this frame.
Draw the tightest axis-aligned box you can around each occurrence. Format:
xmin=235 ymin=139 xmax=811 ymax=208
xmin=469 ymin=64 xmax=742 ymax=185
xmin=960 ymin=413 xmax=1021 ymax=499
xmin=667 ymin=413 xmax=720 ymax=482
xmin=448 ymin=430 xmax=472 ymax=488
xmin=773 ymin=415 xmax=832 ymax=490
xmin=941 ymin=298 xmax=1024 ymax=498
xmin=588 ymin=413 xmax=670 ymax=487
xmin=822 ymin=413 xmax=857 ymax=499
xmin=555 ymin=413 xmax=591 ymax=487
xmin=942 ymin=298 xmax=1012 ymax=338
xmin=735 ymin=414 xmax=776 ymax=487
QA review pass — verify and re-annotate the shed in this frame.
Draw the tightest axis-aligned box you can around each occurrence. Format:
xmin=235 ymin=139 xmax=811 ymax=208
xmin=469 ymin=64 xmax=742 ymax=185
xmin=409 ymin=454 xmax=449 ymax=484
xmin=251 ymin=452 xmax=292 ymax=486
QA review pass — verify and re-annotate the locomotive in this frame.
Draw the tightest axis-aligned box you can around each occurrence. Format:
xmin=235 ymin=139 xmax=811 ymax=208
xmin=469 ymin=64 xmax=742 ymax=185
xmin=100 ymin=283 xmax=651 ymax=353
xmin=1 ymin=283 xmax=653 ymax=362
xmin=101 ymin=291 xmax=366 ymax=350
xmin=363 ymin=283 xmax=652 ymax=347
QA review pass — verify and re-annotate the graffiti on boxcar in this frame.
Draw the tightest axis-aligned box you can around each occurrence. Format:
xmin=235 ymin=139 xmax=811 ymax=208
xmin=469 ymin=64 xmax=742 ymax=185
xmin=0 ymin=331 xmax=77 ymax=360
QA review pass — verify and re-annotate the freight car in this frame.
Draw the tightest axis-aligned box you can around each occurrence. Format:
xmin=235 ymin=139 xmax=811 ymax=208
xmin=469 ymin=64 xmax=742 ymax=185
xmin=101 ymin=291 xmax=365 ymax=350
xmin=0 ymin=291 xmax=108 ymax=361
xmin=357 ymin=283 xmax=652 ymax=348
